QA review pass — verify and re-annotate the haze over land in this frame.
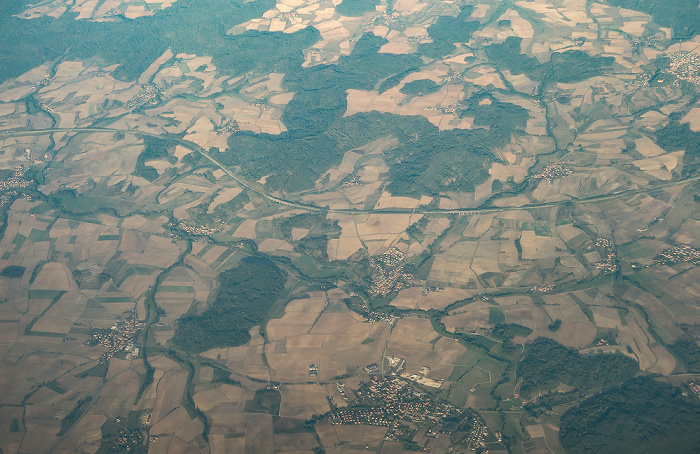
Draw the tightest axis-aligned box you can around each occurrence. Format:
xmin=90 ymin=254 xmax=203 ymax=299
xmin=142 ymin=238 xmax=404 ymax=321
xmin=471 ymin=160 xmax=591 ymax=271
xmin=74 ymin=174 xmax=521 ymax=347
xmin=0 ymin=0 xmax=700 ymax=453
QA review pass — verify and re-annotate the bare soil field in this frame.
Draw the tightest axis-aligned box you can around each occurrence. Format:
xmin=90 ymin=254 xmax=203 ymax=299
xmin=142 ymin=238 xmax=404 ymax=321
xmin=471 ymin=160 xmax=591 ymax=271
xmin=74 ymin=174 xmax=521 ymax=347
xmin=279 ymin=384 xmax=331 ymax=419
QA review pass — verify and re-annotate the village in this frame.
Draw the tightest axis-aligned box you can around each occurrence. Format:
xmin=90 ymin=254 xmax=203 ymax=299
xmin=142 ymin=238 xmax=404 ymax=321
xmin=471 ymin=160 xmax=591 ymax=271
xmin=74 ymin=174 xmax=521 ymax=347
xmin=176 ymin=220 xmax=224 ymax=237
xmin=594 ymin=238 xmax=618 ymax=273
xmin=532 ymin=163 xmax=573 ymax=180
xmin=369 ymin=248 xmax=413 ymax=297
xmin=329 ymin=376 xmax=488 ymax=450
xmin=127 ymin=84 xmax=164 ymax=108
xmin=0 ymin=165 xmax=33 ymax=191
xmin=668 ymin=50 xmax=700 ymax=87
xmin=86 ymin=312 xmax=143 ymax=363
xmin=654 ymin=244 xmax=700 ymax=266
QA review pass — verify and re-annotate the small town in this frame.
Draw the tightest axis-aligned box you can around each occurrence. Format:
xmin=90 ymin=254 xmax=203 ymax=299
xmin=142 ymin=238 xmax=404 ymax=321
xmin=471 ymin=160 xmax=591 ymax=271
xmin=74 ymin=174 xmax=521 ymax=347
xmin=369 ymin=248 xmax=412 ymax=297
xmin=86 ymin=312 xmax=143 ymax=363
xmin=329 ymin=376 xmax=488 ymax=450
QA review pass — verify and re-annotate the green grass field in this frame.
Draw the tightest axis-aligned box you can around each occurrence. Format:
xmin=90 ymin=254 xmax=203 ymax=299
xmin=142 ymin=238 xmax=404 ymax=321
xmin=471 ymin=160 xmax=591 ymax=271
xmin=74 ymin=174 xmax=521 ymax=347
xmin=158 ymin=285 xmax=195 ymax=293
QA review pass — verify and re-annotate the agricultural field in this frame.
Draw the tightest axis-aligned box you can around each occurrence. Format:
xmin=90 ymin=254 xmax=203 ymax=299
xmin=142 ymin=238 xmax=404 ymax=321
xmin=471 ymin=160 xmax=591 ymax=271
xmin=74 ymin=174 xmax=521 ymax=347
xmin=1 ymin=0 xmax=700 ymax=452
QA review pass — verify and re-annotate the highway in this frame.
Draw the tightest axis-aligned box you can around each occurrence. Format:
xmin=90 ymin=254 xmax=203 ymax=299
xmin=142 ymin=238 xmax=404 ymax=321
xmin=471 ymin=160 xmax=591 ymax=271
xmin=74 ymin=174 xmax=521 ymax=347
xmin=3 ymin=126 xmax=699 ymax=216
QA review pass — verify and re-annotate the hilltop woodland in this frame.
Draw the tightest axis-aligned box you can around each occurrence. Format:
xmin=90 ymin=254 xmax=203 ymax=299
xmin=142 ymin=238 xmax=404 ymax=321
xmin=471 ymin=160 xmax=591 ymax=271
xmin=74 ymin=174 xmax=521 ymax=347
xmin=605 ymin=0 xmax=700 ymax=39
xmin=517 ymin=337 xmax=639 ymax=396
xmin=0 ymin=1 xmax=616 ymax=197
xmin=560 ymin=378 xmax=700 ymax=454
xmin=668 ymin=338 xmax=700 ymax=372
xmin=171 ymin=257 xmax=286 ymax=353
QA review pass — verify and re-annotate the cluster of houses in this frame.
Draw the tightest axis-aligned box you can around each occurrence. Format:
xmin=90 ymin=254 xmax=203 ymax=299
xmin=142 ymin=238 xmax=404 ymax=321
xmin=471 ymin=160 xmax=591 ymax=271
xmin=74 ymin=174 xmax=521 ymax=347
xmin=329 ymin=376 xmax=487 ymax=448
xmin=594 ymin=238 xmax=618 ymax=272
xmin=127 ymin=84 xmax=163 ymax=108
xmin=369 ymin=248 xmax=412 ymax=297
xmin=86 ymin=313 xmax=142 ymax=363
xmin=532 ymin=163 xmax=573 ymax=180
xmin=654 ymin=244 xmax=700 ymax=266
xmin=176 ymin=221 xmax=224 ymax=236
xmin=669 ymin=51 xmax=700 ymax=87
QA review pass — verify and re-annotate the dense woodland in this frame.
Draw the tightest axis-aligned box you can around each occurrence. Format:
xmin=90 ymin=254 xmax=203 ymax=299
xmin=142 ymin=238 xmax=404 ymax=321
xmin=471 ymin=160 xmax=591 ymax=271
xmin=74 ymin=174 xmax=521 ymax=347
xmin=560 ymin=379 xmax=700 ymax=454
xmin=335 ymin=0 xmax=379 ymax=17
xmin=399 ymin=79 xmax=441 ymax=96
xmin=133 ymin=136 xmax=176 ymax=182
xmin=655 ymin=120 xmax=700 ymax=174
xmin=668 ymin=338 xmax=700 ymax=373
xmin=518 ymin=338 xmax=639 ymax=396
xmin=0 ymin=0 xmax=592 ymax=197
xmin=485 ymin=37 xmax=614 ymax=85
xmin=171 ymin=257 xmax=286 ymax=353
xmin=606 ymin=0 xmax=700 ymax=39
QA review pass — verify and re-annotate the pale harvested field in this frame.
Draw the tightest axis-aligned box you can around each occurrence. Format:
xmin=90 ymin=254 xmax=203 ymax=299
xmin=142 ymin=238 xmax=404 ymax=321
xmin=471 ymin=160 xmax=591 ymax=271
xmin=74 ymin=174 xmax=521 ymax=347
xmin=121 ymin=269 xmax=159 ymax=299
xmin=233 ymin=219 xmax=258 ymax=239
xmin=274 ymin=432 xmax=320 ymax=452
xmin=334 ymin=424 xmax=388 ymax=446
xmin=525 ymin=424 xmax=545 ymax=439
xmin=30 ymin=262 xmax=71 ymax=291
xmin=391 ymin=287 xmax=472 ymax=310
xmin=245 ymin=413 xmax=274 ymax=454
xmin=319 ymin=149 xmax=362 ymax=188
xmin=590 ymin=306 xmax=622 ymax=329
xmin=557 ymin=223 xmax=588 ymax=246
xmin=257 ymin=238 xmax=294 ymax=253
xmin=291 ymin=227 xmax=310 ymax=241
xmin=194 ymin=385 xmax=244 ymax=413
xmin=267 ymin=321 xmax=388 ymax=382
xmin=339 ymin=183 xmax=383 ymax=206
xmin=463 ymin=214 xmax=497 ymax=238
xmin=310 ymin=312 xmax=364 ymax=335
xmin=266 ymin=293 xmax=327 ymax=341
xmin=285 ymin=335 xmax=326 ymax=348
xmin=500 ymin=304 xmax=550 ymax=339
xmin=150 ymin=370 xmax=189 ymax=424
xmin=355 ymin=213 xmax=416 ymax=237
xmin=386 ymin=317 xmax=466 ymax=378
xmin=632 ymin=152 xmax=681 ymax=180
xmin=91 ymin=368 xmax=140 ymax=416
xmin=208 ymin=187 xmax=243 ymax=212
xmin=444 ymin=301 xmax=493 ymax=332
xmin=471 ymin=71 xmax=506 ymax=89
xmin=373 ymin=192 xmax=420 ymax=210
xmin=198 ymin=245 xmax=230 ymax=266
xmin=543 ymin=305 xmax=597 ymax=348
xmin=345 ymin=83 xmax=475 ymax=131
xmin=279 ymin=384 xmax=330 ymax=419
xmin=315 ymin=420 xmax=341 ymax=447
xmin=150 ymin=406 xmax=194 ymax=435
xmin=621 ymin=286 xmax=684 ymax=343
xmin=671 ymin=218 xmax=700 ymax=245
xmin=634 ymin=136 xmax=666 ymax=157
xmin=682 ymin=107 xmax=700 ymax=131
xmin=429 ymin=240 xmax=478 ymax=286
xmin=617 ymin=311 xmax=661 ymax=372
xmin=540 ymin=294 xmax=577 ymax=306
xmin=53 ymin=414 xmax=106 ymax=453
xmin=519 ymin=231 xmax=557 ymax=260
